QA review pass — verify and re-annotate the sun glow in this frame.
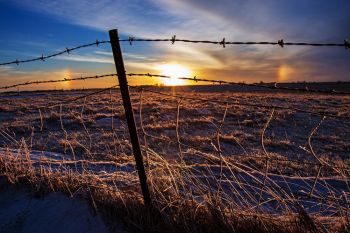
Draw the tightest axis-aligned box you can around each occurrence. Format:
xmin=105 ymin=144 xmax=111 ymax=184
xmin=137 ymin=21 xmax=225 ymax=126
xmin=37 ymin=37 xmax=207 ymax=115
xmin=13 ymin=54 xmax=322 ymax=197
xmin=157 ymin=64 xmax=191 ymax=86
xmin=277 ymin=65 xmax=294 ymax=82
xmin=61 ymin=69 xmax=72 ymax=89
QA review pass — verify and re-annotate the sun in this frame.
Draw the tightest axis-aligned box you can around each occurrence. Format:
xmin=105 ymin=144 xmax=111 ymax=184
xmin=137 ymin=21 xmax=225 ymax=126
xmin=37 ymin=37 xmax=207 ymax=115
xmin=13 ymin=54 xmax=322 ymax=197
xmin=157 ymin=64 xmax=191 ymax=86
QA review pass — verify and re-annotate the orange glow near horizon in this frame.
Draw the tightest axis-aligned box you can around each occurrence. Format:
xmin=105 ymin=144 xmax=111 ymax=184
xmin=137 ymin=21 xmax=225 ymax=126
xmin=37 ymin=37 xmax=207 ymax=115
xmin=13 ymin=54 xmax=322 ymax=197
xmin=157 ymin=63 xmax=191 ymax=86
xmin=60 ymin=69 xmax=73 ymax=89
xmin=277 ymin=65 xmax=294 ymax=82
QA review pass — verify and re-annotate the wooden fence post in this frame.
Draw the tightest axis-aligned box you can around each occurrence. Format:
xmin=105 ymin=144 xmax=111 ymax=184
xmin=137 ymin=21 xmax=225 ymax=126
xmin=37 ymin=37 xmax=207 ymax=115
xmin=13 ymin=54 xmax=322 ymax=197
xmin=109 ymin=29 xmax=151 ymax=206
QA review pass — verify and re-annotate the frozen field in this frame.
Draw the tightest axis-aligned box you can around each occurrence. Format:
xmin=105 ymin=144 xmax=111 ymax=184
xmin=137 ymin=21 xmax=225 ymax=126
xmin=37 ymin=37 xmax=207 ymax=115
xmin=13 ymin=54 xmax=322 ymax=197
xmin=1 ymin=85 xmax=350 ymax=231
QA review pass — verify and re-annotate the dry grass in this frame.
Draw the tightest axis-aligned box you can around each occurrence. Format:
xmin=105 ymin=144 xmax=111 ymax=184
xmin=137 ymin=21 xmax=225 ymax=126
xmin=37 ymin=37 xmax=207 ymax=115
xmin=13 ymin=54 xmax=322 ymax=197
xmin=1 ymin=87 xmax=350 ymax=232
xmin=1 ymin=147 xmax=347 ymax=233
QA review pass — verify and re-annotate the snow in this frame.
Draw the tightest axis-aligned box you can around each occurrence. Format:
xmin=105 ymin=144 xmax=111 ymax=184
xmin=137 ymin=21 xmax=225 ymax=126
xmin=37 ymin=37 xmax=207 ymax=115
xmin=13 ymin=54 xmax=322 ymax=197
xmin=0 ymin=184 xmax=126 ymax=233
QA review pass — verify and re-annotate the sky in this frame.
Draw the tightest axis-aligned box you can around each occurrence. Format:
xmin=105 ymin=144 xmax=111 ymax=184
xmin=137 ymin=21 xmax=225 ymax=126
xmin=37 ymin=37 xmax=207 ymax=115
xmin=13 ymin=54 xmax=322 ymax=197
xmin=0 ymin=0 xmax=349 ymax=90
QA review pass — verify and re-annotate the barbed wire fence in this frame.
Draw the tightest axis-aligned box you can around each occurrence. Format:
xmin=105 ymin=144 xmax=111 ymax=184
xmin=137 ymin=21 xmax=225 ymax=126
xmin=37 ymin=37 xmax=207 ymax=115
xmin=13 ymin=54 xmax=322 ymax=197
xmin=1 ymin=36 xmax=349 ymax=66
xmin=0 ymin=29 xmax=350 ymax=223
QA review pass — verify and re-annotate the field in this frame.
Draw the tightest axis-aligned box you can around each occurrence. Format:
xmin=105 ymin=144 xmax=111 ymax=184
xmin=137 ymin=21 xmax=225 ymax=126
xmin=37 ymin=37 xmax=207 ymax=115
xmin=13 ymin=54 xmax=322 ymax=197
xmin=1 ymin=85 xmax=350 ymax=232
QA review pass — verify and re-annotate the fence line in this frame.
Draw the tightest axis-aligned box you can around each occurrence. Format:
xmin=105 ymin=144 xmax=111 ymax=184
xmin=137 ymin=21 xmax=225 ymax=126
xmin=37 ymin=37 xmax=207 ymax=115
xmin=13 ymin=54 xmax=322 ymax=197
xmin=2 ymin=72 xmax=350 ymax=96
xmin=1 ymin=72 xmax=349 ymax=119
xmin=0 ymin=30 xmax=349 ymax=216
xmin=126 ymin=36 xmax=350 ymax=48
xmin=1 ymin=76 xmax=349 ymax=120
xmin=0 ymin=74 xmax=118 ymax=90
xmin=1 ymin=37 xmax=348 ymax=66
xmin=128 ymin=73 xmax=350 ymax=95
xmin=0 ymin=40 xmax=110 ymax=66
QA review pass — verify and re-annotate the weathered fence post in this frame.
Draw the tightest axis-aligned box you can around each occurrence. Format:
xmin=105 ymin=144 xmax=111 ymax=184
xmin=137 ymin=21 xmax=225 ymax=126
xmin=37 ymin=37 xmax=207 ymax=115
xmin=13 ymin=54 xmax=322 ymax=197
xmin=109 ymin=29 xmax=151 ymax=206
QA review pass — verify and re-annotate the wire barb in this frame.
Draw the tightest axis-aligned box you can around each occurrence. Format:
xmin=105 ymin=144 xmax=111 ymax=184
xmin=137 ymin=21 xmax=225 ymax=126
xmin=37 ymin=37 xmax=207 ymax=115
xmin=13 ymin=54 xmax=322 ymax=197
xmin=278 ymin=39 xmax=284 ymax=48
xmin=128 ymin=37 xmax=135 ymax=45
xmin=345 ymin=39 xmax=350 ymax=49
xmin=171 ymin=35 xmax=176 ymax=44
xmin=220 ymin=38 xmax=226 ymax=48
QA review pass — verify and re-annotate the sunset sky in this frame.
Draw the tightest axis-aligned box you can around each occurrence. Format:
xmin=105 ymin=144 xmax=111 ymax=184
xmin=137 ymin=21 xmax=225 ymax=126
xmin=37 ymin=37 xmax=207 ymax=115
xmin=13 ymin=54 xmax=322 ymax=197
xmin=0 ymin=0 xmax=349 ymax=90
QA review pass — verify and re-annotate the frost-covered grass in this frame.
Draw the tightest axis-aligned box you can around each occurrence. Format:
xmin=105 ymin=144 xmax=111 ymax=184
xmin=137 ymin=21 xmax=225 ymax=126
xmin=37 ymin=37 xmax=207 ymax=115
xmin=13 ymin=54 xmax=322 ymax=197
xmin=0 ymin=86 xmax=350 ymax=232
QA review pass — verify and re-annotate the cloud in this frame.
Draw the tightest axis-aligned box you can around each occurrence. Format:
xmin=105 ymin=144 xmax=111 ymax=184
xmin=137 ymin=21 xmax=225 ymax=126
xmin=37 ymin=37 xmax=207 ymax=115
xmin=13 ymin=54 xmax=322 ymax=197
xmin=93 ymin=51 xmax=112 ymax=56
xmin=11 ymin=0 xmax=350 ymax=44
xmin=54 ymin=54 xmax=114 ymax=64
xmin=9 ymin=0 xmax=350 ymax=82
xmin=0 ymin=65 xmax=13 ymax=73
xmin=152 ymin=0 xmax=350 ymax=40
xmin=11 ymin=0 xmax=177 ymax=37
xmin=123 ymin=53 xmax=157 ymax=62
xmin=0 ymin=65 xmax=28 ymax=78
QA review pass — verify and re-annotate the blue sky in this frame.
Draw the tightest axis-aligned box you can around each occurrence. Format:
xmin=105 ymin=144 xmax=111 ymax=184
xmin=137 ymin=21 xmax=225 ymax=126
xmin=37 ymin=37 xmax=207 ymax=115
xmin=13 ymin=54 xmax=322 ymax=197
xmin=0 ymin=0 xmax=349 ymax=90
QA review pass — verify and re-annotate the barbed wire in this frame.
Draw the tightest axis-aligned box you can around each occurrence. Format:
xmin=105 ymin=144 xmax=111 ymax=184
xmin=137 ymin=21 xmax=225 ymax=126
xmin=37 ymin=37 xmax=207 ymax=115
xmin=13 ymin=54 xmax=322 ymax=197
xmin=1 ymin=72 xmax=349 ymax=120
xmin=2 ymin=72 xmax=350 ymax=96
xmin=2 ymin=81 xmax=347 ymax=120
xmin=125 ymin=36 xmax=350 ymax=49
xmin=0 ymin=74 xmax=117 ymax=90
xmin=1 ymin=37 xmax=349 ymax=66
xmin=0 ymin=40 xmax=110 ymax=66
xmin=128 ymin=73 xmax=350 ymax=95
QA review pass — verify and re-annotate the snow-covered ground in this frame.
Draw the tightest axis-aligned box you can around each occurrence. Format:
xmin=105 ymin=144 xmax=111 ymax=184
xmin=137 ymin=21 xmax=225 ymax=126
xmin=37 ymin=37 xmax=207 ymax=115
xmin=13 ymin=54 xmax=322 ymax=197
xmin=1 ymin=147 xmax=348 ymax=216
xmin=0 ymin=183 xmax=126 ymax=233
xmin=1 ymin=87 xmax=349 ymax=224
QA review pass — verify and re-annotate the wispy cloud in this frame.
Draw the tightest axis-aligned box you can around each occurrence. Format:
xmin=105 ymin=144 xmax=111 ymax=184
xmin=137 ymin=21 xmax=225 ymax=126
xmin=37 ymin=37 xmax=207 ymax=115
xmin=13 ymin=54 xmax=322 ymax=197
xmin=11 ymin=0 xmax=175 ymax=37
xmin=8 ymin=0 xmax=350 ymax=82
xmin=54 ymin=54 xmax=114 ymax=64
xmin=124 ymin=53 xmax=157 ymax=62
xmin=93 ymin=51 xmax=112 ymax=56
xmin=0 ymin=65 xmax=13 ymax=73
